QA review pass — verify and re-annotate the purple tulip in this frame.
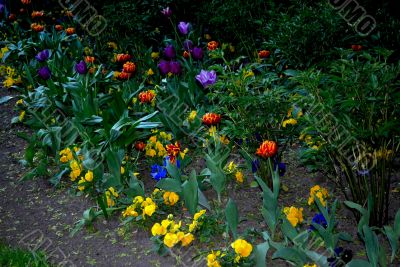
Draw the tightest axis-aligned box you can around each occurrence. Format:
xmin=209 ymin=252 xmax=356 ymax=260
xmin=37 ymin=66 xmax=51 ymax=80
xmin=192 ymin=47 xmax=203 ymax=60
xmin=196 ymin=70 xmax=217 ymax=88
xmin=35 ymin=49 xmax=50 ymax=62
xmin=170 ymin=61 xmax=182 ymax=75
xmin=161 ymin=7 xmax=172 ymax=17
xmin=0 ymin=4 xmax=5 ymax=14
xmin=158 ymin=60 xmax=170 ymax=75
xmin=75 ymin=60 xmax=87 ymax=74
xmin=164 ymin=45 xmax=176 ymax=59
xmin=178 ymin=22 xmax=190 ymax=35
xmin=183 ymin=40 xmax=193 ymax=51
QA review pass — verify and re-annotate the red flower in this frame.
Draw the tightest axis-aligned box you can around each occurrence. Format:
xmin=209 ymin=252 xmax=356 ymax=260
xmin=183 ymin=51 xmax=190 ymax=58
xmin=351 ymin=45 xmax=362 ymax=51
xmin=202 ymin=113 xmax=221 ymax=126
xmin=134 ymin=141 xmax=146 ymax=151
xmin=8 ymin=14 xmax=16 ymax=21
xmin=31 ymin=23 xmax=45 ymax=32
xmin=21 ymin=0 xmax=31 ymax=5
xmin=256 ymin=140 xmax=278 ymax=158
xmin=55 ymin=25 xmax=63 ymax=31
xmin=138 ymin=90 xmax=156 ymax=103
xmin=207 ymin=41 xmax=219 ymax=51
xmin=116 ymin=54 xmax=132 ymax=63
xmin=258 ymin=50 xmax=271 ymax=58
xmin=123 ymin=61 xmax=136 ymax=73
xmin=31 ymin=11 xmax=44 ymax=19
xmin=85 ymin=56 xmax=95 ymax=63
xmin=65 ymin=27 xmax=75 ymax=35
xmin=166 ymin=142 xmax=181 ymax=163
xmin=118 ymin=71 xmax=131 ymax=80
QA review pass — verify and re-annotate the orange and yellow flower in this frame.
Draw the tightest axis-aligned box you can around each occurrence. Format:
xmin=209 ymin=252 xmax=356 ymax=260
xmin=202 ymin=113 xmax=221 ymax=126
xmin=65 ymin=27 xmax=75 ymax=35
xmin=258 ymin=50 xmax=271 ymax=58
xmin=207 ymin=41 xmax=219 ymax=51
xmin=123 ymin=61 xmax=136 ymax=73
xmin=256 ymin=140 xmax=278 ymax=158
xmin=138 ymin=90 xmax=156 ymax=103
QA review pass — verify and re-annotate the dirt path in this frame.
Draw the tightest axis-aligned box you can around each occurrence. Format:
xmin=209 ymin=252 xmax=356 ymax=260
xmin=0 ymin=88 xmax=179 ymax=267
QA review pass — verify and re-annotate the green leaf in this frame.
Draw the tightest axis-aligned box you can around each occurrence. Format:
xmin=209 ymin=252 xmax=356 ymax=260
xmin=272 ymin=247 xmax=306 ymax=265
xmin=156 ymin=178 xmax=182 ymax=193
xmin=254 ymin=242 xmax=269 ymax=267
xmin=225 ymin=198 xmax=239 ymax=239
xmin=0 ymin=96 xmax=13 ymax=105
xmin=49 ymin=168 xmax=68 ymax=186
xmin=198 ymin=189 xmax=211 ymax=210
xmin=346 ymin=259 xmax=372 ymax=267
xmin=97 ymin=195 xmax=109 ymax=220
xmin=182 ymin=171 xmax=198 ymax=216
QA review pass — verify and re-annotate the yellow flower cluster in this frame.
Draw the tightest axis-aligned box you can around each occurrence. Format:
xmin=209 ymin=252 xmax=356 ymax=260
xmin=231 ymin=238 xmax=253 ymax=261
xmin=304 ymin=264 xmax=317 ymax=267
xmin=69 ymin=160 xmax=83 ymax=181
xmin=374 ymin=148 xmax=394 ymax=161
xmin=282 ymin=118 xmax=297 ymax=128
xmin=187 ymin=110 xmax=197 ymax=123
xmin=151 ymin=215 xmax=194 ymax=248
xmin=308 ymin=185 xmax=329 ymax=207
xmin=188 ymin=209 xmax=206 ymax=232
xmin=225 ymin=161 xmax=245 ymax=184
xmin=207 ymin=250 xmax=223 ymax=267
xmin=283 ymin=206 xmax=304 ymax=227
xmin=122 ymin=196 xmax=157 ymax=219
xmin=299 ymin=134 xmax=323 ymax=150
xmin=163 ymin=191 xmax=179 ymax=206
xmin=145 ymin=130 xmax=172 ymax=158
xmin=106 ymin=187 xmax=119 ymax=207
xmin=77 ymin=170 xmax=94 ymax=191
xmin=1 ymin=65 xmax=22 ymax=88
xmin=208 ymin=126 xmax=230 ymax=145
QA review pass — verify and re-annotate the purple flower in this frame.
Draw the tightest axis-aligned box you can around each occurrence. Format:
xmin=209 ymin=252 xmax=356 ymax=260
xmin=195 ymin=70 xmax=217 ymax=88
xmin=274 ymin=162 xmax=287 ymax=176
xmin=151 ymin=164 xmax=167 ymax=181
xmin=183 ymin=39 xmax=193 ymax=51
xmin=309 ymin=213 xmax=327 ymax=231
xmin=158 ymin=60 xmax=170 ymax=75
xmin=0 ymin=4 xmax=5 ymax=14
xmin=161 ymin=7 xmax=172 ymax=17
xmin=251 ymin=159 xmax=261 ymax=173
xmin=178 ymin=22 xmax=190 ymax=35
xmin=170 ymin=61 xmax=182 ymax=75
xmin=192 ymin=47 xmax=203 ymax=60
xmin=37 ymin=66 xmax=51 ymax=80
xmin=75 ymin=60 xmax=87 ymax=74
xmin=164 ymin=45 xmax=176 ymax=59
xmin=35 ymin=49 xmax=50 ymax=62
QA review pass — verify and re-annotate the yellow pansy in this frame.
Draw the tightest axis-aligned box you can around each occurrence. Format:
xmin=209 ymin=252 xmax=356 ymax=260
xmin=151 ymin=223 xmax=167 ymax=236
xmin=84 ymin=170 xmax=93 ymax=182
xmin=231 ymin=238 xmax=253 ymax=258
xmin=163 ymin=233 xmax=179 ymax=248
xmin=282 ymin=118 xmax=297 ymax=128
xmin=235 ymin=171 xmax=244 ymax=183
xmin=163 ymin=191 xmax=179 ymax=206
xmin=283 ymin=206 xmax=304 ymax=227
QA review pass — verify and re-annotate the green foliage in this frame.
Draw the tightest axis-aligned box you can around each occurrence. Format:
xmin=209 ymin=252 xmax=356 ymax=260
xmin=0 ymin=243 xmax=50 ymax=267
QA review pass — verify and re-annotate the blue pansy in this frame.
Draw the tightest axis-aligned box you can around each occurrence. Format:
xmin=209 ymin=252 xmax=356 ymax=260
xmin=151 ymin=164 xmax=167 ymax=181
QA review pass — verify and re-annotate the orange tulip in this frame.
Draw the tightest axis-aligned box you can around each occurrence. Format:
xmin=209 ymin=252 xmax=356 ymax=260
xmin=258 ymin=50 xmax=271 ymax=58
xmin=166 ymin=142 xmax=181 ymax=163
xmin=207 ymin=41 xmax=219 ymax=51
xmin=116 ymin=54 xmax=132 ymax=63
xmin=31 ymin=11 xmax=44 ymax=19
xmin=31 ymin=23 xmax=45 ymax=32
xmin=183 ymin=51 xmax=190 ymax=58
xmin=85 ymin=56 xmax=95 ymax=63
xmin=256 ymin=140 xmax=278 ymax=158
xmin=134 ymin=141 xmax=146 ymax=151
xmin=351 ymin=45 xmax=362 ymax=51
xmin=55 ymin=25 xmax=64 ymax=31
xmin=118 ymin=71 xmax=132 ymax=80
xmin=138 ymin=90 xmax=156 ymax=103
xmin=65 ymin=27 xmax=75 ymax=35
xmin=123 ymin=61 xmax=136 ymax=73
xmin=202 ymin=113 xmax=221 ymax=126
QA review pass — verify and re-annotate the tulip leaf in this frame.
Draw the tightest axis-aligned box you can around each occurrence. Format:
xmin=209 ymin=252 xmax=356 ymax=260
xmin=225 ymin=198 xmax=238 ymax=239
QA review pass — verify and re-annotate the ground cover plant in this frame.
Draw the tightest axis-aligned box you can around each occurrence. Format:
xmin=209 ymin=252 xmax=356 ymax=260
xmin=0 ymin=0 xmax=399 ymax=266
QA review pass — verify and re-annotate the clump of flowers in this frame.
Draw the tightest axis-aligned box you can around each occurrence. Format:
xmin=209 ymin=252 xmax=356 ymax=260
xmin=144 ymin=131 xmax=171 ymax=158
xmin=282 ymin=118 xmax=297 ymax=128
xmin=106 ymin=187 xmax=119 ymax=207
xmin=163 ymin=191 xmax=179 ymax=206
xmin=308 ymin=185 xmax=329 ymax=207
xmin=151 ymin=214 xmax=194 ymax=249
xmin=256 ymin=140 xmax=278 ymax=158
xmin=122 ymin=195 xmax=157 ymax=219
xmin=206 ymin=238 xmax=253 ymax=266
xmin=207 ymin=250 xmax=223 ymax=267
xmin=231 ymin=238 xmax=253 ymax=262
xmin=2 ymin=65 xmax=22 ymax=88
xmin=283 ymin=206 xmax=304 ymax=227
xmin=165 ymin=141 xmax=188 ymax=164
xmin=224 ymin=161 xmax=245 ymax=184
